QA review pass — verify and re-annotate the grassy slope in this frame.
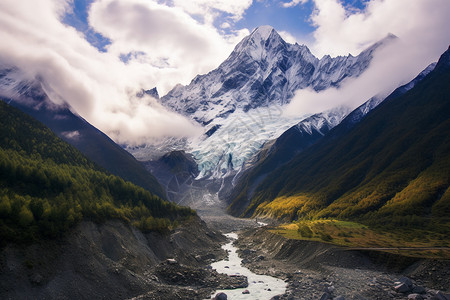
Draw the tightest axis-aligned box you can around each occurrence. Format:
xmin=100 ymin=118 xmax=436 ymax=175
xmin=0 ymin=101 xmax=195 ymax=244
xmin=271 ymin=220 xmax=449 ymax=258
xmin=231 ymin=48 xmax=450 ymax=237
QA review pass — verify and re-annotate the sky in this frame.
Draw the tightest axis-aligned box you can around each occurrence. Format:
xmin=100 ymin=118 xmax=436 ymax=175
xmin=0 ymin=0 xmax=449 ymax=145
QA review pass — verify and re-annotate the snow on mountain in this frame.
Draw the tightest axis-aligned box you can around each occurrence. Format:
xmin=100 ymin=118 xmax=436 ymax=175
xmin=190 ymin=107 xmax=305 ymax=179
xmin=0 ymin=66 xmax=63 ymax=111
xmin=129 ymin=27 xmax=396 ymax=180
xmin=341 ymin=61 xmax=437 ymax=129
xmin=161 ymin=26 xmax=394 ymax=125
xmin=294 ymin=106 xmax=351 ymax=136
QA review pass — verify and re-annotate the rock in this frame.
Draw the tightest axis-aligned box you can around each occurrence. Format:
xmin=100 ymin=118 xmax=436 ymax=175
xmin=394 ymin=283 xmax=411 ymax=293
xmin=408 ymin=294 xmax=423 ymax=300
xmin=214 ymin=292 xmax=227 ymax=300
xmin=412 ymin=286 xmax=426 ymax=294
xmin=242 ymin=289 xmax=250 ymax=294
xmin=399 ymin=276 xmax=413 ymax=288
xmin=167 ymin=258 xmax=177 ymax=265
xmin=320 ymin=292 xmax=331 ymax=300
xmin=335 ymin=296 xmax=345 ymax=300
xmin=325 ymin=285 xmax=335 ymax=294
xmin=258 ymin=255 xmax=265 ymax=260
xmin=434 ymin=291 xmax=450 ymax=300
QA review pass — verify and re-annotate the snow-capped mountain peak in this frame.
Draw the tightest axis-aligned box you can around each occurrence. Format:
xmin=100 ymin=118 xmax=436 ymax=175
xmin=161 ymin=26 xmax=392 ymax=125
xmin=233 ymin=25 xmax=284 ymax=60
xmin=250 ymin=25 xmax=275 ymax=40
xmin=136 ymin=28 xmax=398 ymax=180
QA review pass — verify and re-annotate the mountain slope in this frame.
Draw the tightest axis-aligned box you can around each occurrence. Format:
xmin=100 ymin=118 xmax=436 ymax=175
xmin=161 ymin=26 xmax=395 ymax=125
xmin=222 ymin=106 xmax=350 ymax=208
xmin=0 ymin=66 xmax=165 ymax=198
xmin=226 ymin=62 xmax=437 ymax=214
xmin=0 ymin=100 xmax=194 ymax=243
xmin=128 ymin=27 xmax=394 ymax=182
xmin=228 ymin=46 xmax=450 ymax=234
xmin=148 ymin=26 xmax=395 ymax=181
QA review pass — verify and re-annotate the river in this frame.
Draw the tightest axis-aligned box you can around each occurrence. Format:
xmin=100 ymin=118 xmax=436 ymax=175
xmin=209 ymin=233 xmax=287 ymax=299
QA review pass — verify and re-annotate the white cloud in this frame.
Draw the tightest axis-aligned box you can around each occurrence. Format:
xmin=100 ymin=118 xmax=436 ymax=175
xmin=278 ymin=30 xmax=298 ymax=44
xmin=0 ymin=0 xmax=448 ymax=149
xmin=0 ymin=0 xmax=220 ymax=145
xmin=282 ymin=0 xmax=308 ymax=8
xmin=88 ymin=0 xmax=250 ymax=95
xmin=221 ymin=22 xmax=231 ymax=29
xmin=172 ymin=0 xmax=253 ymax=22
xmin=284 ymin=0 xmax=450 ymax=118
xmin=310 ymin=0 xmax=450 ymax=57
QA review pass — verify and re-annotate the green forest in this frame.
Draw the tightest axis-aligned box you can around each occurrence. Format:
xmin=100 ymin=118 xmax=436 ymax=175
xmin=0 ymin=101 xmax=195 ymax=244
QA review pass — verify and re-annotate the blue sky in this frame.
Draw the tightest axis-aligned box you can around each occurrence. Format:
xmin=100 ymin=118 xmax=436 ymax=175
xmin=233 ymin=0 xmax=317 ymax=40
xmin=63 ymin=0 xmax=111 ymax=52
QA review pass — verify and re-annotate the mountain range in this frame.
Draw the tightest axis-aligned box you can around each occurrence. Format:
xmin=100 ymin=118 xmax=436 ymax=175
xmin=127 ymin=26 xmax=397 ymax=182
xmin=162 ymin=26 xmax=395 ymax=125
xmin=227 ymin=46 xmax=450 ymax=235
xmin=224 ymin=61 xmax=437 ymax=209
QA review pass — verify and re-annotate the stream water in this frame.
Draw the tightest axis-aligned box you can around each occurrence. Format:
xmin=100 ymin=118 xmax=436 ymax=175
xmin=209 ymin=233 xmax=287 ymax=299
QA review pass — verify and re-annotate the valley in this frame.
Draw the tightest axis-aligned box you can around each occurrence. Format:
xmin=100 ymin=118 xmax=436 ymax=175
xmin=0 ymin=7 xmax=449 ymax=299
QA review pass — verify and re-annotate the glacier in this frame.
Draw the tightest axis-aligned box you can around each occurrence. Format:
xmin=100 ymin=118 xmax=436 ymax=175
xmin=129 ymin=26 xmax=396 ymax=180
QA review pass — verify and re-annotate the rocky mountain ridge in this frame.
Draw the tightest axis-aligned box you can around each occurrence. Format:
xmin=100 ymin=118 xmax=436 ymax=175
xmin=161 ymin=26 xmax=395 ymax=125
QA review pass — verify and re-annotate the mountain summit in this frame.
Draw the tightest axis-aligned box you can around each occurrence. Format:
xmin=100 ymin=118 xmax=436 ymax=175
xmin=161 ymin=26 xmax=394 ymax=125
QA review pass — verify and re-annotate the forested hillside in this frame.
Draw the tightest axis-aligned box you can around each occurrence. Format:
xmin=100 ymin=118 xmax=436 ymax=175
xmin=0 ymin=101 xmax=195 ymax=244
xmin=229 ymin=47 xmax=450 ymax=235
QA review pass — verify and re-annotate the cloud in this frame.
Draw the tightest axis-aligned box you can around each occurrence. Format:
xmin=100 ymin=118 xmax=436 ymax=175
xmin=310 ymin=0 xmax=450 ymax=57
xmin=0 ymin=0 xmax=448 ymax=148
xmin=281 ymin=0 xmax=308 ymax=8
xmin=278 ymin=30 xmax=298 ymax=44
xmin=89 ymin=0 xmax=249 ymax=95
xmin=171 ymin=0 xmax=253 ymax=23
xmin=284 ymin=0 xmax=450 ymax=117
xmin=0 ymin=0 xmax=251 ymax=145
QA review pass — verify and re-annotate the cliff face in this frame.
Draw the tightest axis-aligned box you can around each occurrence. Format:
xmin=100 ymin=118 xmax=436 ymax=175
xmin=0 ymin=217 xmax=225 ymax=300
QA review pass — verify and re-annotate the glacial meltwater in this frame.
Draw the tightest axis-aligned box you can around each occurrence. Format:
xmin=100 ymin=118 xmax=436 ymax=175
xmin=209 ymin=233 xmax=287 ymax=299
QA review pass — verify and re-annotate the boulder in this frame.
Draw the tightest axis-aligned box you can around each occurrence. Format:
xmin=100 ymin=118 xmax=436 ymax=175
xmin=399 ymin=276 xmax=413 ymax=288
xmin=408 ymin=294 xmax=423 ymax=300
xmin=394 ymin=283 xmax=411 ymax=293
xmin=434 ymin=291 xmax=450 ymax=300
xmin=214 ymin=292 xmax=227 ymax=300
xmin=412 ymin=286 xmax=426 ymax=294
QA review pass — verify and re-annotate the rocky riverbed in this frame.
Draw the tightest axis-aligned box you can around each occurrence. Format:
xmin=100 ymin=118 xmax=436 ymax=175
xmin=230 ymin=227 xmax=450 ymax=300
